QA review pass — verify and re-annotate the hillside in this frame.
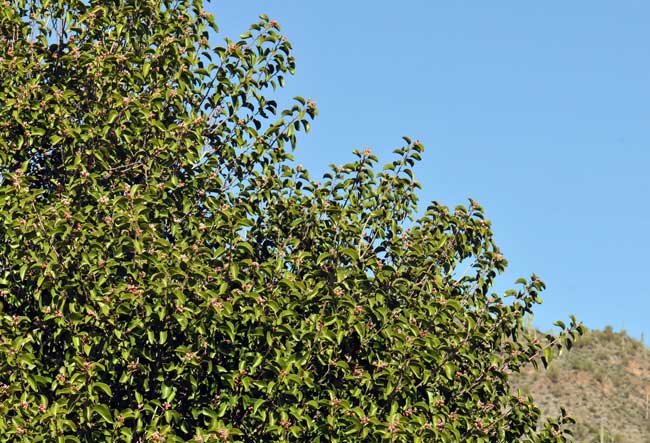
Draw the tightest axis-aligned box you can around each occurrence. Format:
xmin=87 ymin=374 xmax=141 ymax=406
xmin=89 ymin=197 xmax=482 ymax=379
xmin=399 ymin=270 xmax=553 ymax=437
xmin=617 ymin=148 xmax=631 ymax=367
xmin=511 ymin=327 xmax=650 ymax=443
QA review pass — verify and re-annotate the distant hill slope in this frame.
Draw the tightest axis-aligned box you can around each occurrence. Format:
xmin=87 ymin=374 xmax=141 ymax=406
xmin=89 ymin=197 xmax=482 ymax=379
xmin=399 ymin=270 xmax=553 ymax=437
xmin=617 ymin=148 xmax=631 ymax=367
xmin=511 ymin=327 xmax=650 ymax=443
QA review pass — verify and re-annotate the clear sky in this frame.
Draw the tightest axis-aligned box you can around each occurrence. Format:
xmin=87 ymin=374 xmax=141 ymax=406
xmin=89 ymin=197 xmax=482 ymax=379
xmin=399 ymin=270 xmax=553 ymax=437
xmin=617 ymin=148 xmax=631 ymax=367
xmin=211 ymin=1 xmax=650 ymax=340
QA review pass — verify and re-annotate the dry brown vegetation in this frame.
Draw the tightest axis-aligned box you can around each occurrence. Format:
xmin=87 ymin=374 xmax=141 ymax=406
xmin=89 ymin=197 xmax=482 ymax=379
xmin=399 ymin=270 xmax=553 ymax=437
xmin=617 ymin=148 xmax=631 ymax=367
xmin=511 ymin=327 xmax=650 ymax=442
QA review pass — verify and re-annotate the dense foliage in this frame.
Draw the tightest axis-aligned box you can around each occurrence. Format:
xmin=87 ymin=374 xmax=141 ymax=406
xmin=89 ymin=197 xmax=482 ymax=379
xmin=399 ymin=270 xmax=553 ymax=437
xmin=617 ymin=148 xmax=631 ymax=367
xmin=0 ymin=1 xmax=584 ymax=441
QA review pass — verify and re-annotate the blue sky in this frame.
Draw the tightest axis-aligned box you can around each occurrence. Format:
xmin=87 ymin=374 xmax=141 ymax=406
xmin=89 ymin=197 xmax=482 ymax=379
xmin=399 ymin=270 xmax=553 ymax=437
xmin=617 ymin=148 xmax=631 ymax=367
xmin=211 ymin=1 xmax=650 ymax=340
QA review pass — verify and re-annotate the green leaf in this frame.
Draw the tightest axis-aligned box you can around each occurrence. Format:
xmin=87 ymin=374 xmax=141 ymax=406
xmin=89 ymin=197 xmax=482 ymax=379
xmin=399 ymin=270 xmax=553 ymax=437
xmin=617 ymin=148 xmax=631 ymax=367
xmin=162 ymin=384 xmax=172 ymax=399
xmin=107 ymin=110 xmax=119 ymax=124
xmin=444 ymin=362 xmax=455 ymax=380
xmin=92 ymin=404 xmax=113 ymax=423
xmin=92 ymin=382 xmax=112 ymax=397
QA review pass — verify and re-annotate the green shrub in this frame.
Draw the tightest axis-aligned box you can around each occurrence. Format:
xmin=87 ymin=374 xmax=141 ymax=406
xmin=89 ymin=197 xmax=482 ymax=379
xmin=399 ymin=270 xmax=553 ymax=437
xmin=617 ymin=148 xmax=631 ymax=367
xmin=567 ymin=355 xmax=595 ymax=373
xmin=0 ymin=1 xmax=583 ymax=441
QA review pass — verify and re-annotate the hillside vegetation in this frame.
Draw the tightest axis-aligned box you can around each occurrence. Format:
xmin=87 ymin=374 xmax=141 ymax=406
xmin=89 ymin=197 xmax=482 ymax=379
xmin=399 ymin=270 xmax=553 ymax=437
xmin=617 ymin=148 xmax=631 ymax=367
xmin=512 ymin=327 xmax=650 ymax=443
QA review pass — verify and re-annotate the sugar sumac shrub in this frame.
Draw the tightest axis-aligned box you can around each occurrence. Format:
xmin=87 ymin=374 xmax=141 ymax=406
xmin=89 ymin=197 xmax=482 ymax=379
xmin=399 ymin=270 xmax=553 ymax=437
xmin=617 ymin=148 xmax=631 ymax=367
xmin=0 ymin=1 xmax=584 ymax=442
